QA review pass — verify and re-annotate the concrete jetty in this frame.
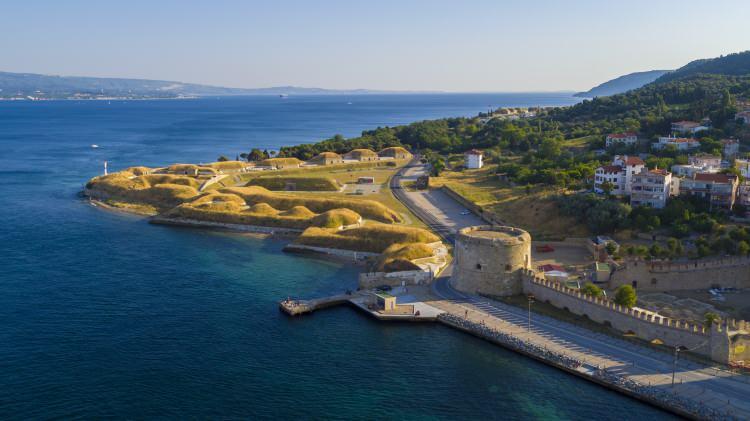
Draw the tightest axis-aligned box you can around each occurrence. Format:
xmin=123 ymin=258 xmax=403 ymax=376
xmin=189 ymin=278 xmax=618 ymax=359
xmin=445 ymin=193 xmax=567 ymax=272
xmin=279 ymin=293 xmax=355 ymax=316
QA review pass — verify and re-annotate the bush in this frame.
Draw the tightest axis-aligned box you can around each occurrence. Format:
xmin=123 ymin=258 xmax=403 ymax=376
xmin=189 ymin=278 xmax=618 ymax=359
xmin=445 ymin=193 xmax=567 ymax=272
xmin=580 ymin=282 xmax=603 ymax=298
xmin=614 ymin=285 xmax=637 ymax=308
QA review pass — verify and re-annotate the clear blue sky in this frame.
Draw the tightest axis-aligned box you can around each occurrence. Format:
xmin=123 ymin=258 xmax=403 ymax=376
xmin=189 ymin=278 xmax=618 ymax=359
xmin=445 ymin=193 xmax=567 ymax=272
xmin=2 ymin=0 xmax=749 ymax=92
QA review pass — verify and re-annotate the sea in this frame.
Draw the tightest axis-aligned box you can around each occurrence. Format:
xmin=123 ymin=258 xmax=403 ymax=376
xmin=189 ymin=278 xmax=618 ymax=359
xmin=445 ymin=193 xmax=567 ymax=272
xmin=0 ymin=94 xmax=676 ymax=419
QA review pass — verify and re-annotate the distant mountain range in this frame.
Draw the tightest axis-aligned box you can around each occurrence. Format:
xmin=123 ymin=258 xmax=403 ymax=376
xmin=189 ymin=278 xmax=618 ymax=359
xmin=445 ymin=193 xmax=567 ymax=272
xmin=0 ymin=71 xmax=411 ymax=100
xmin=575 ymin=70 xmax=670 ymax=98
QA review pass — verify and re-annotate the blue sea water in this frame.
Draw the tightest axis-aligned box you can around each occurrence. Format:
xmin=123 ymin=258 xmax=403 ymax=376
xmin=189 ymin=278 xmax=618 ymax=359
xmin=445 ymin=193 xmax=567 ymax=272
xmin=0 ymin=94 xmax=675 ymax=419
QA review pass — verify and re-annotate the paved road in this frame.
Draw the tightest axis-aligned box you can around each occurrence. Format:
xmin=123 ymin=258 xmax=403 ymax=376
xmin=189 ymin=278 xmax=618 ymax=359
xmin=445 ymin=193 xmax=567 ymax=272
xmin=392 ymin=159 xmax=750 ymax=418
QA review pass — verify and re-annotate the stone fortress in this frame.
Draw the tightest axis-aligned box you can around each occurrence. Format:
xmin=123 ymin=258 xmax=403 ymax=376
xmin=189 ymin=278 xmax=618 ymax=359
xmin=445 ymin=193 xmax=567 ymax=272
xmin=452 ymin=225 xmax=750 ymax=365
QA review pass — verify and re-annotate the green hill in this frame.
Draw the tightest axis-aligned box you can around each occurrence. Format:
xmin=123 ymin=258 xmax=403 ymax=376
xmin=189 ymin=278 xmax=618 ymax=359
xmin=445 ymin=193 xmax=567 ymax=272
xmin=655 ymin=51 xmax=750 ymax=84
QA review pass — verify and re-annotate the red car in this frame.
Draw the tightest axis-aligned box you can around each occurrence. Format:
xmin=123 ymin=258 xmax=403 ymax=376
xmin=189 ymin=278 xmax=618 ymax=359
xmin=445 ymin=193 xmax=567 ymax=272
xmin=536 ymin=245 xmax=555 ymax=253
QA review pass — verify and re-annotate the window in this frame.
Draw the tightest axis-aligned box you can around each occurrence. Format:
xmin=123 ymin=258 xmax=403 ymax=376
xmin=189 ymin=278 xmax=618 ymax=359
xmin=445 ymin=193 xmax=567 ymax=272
xmin=476 ymin=263 xmax=482 ymax=270
xmin=505 ymin=264 xmax=512 ymax=271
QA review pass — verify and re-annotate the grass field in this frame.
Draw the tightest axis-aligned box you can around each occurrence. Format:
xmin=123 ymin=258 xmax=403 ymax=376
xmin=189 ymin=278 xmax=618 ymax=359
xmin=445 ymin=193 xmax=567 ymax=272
xmin=431 ymin=165 xmax=589 ymax=240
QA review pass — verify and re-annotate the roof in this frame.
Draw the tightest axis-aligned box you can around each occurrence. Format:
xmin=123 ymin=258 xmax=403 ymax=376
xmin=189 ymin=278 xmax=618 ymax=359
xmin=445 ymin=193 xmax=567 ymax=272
xmin=615 ymin=155 xmax=645 ymax=166
xmin=648 ymin=168 xmax=670 ymax=176
xmin=661 ymin=137 xmax=696 ymax=143
xmin=607 ymin=132 xmax=637 ymax=139
xmin=672 ymin=120 xmax=701 ymax=128
xmin=595 ymin=262 xmax=610 ymax=271
xmin=722 ymin=138 xmax=739 ymax=144
xmin=538 ymin=264 xmax=565 ymax=272
xmin=464 ymin=149 xmax=483 ymax=155
xmin=694 ymin=173 xmax=738 ymax=183
xmin=598 ymin=165 xmax=623 ymax=173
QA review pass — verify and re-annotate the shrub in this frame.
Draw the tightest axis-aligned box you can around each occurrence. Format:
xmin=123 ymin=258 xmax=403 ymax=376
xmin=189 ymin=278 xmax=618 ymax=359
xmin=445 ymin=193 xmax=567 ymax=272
xmin=580 ymin=282 xmax=604 ymax=298
xmin=614 ymin=285 xmax=637 ymax=308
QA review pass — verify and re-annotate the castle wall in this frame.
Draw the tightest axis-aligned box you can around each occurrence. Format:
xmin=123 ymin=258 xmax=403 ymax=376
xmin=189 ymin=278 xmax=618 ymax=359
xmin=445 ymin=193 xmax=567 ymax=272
xmin=521 ymin=271 xmax=734 ymax=363
xmin=609 ymin=257 xmax=750 ymax=292
xmin=452 ymin=226 xmax=531 ymax=297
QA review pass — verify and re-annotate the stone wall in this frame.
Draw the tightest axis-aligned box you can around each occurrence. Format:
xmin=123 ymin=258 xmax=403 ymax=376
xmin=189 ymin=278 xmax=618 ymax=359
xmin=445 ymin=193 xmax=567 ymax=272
xmin=609 ymin=257 xmax=750 ymax=292
xmin=520 ymin=270 xmax=740 ymax=364
xmin=358 ymin=270 xmax=432 ymax=289
xmin=452 ymin=225 xmax=531 ymax=296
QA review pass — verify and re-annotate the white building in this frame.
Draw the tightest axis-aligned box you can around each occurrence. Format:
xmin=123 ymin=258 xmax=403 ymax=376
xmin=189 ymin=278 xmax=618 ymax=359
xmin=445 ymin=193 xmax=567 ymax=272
xmin=630 ymin=168 xmax=674 ymax=209
xmin=671 ymin=120 xmax=709 ymax=134
xmin=605 ymin=132 xmax=638 ymax=148
xmin=593 ymin=155 xmax=645 ymax=195
xmin=464 ymin=149 xmax=483 ymax=169
xmin=722 ymin=138 xmax=740 ymax=158
xmin=688 ymin=154 xmax=722 ymax=170
xmin=652 ymin=136 xmax=701 ymax=151
xmin=735 ymin=159 xmax=750 ymax=179
xmin=671 ymin=164 xmax=717 ymax=178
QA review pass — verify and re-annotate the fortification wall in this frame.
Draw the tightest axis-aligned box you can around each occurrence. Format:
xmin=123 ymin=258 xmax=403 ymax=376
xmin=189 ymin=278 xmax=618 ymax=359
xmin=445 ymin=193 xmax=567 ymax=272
xmin=520 ymin=271 xmax=735 ymax=363
xmin=358 ymin=270 xmax=432 ymax=288
xmin=609 ymin=257 xmax=750 ymax=292
xmin=452 ymin=226 xmax=531 ymax=296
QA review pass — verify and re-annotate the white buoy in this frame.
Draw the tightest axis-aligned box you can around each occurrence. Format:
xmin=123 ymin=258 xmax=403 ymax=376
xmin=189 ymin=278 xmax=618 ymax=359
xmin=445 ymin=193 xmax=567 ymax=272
xmin=104 ymin=161 xmax=108 ymax=175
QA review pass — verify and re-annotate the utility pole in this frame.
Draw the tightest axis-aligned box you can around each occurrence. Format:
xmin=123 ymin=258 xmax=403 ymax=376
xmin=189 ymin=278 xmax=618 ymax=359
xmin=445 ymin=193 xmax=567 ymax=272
xmin=527 ymin=294 xmax=535 ymax=333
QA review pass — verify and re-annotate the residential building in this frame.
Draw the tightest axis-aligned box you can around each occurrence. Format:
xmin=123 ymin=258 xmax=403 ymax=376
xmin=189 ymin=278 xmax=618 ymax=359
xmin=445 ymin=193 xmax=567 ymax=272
xmin=630 ymin=168 xmax=673 ymax=209
xmin=464 ymin=149 xmax=483 ymax=169
xmin=593 ymin=155 xmax=644 ymax=195
xmin=605 ymin=132 xmax=638 ymax=148
xmin=736 ymin=159 xmax=750 ymax=179
xmin=722 ymin=138 xmax=740 ymax=158
xmin=737 ymin=182 xmax=750 ymax=209
xmin=735 ymin=111 xmax=750 ymax=124
xmin=671 ymin=164 xmax=717 ymax=178
xmin=671 ymin=120 xmax=709 ymax=134
xmin=679 ymin=173 xmax=739 ymax=210
xmin=688 ymin=153 xmax=722 ymax=170
xmin=652 ymin=136 xmax=700 ymax=151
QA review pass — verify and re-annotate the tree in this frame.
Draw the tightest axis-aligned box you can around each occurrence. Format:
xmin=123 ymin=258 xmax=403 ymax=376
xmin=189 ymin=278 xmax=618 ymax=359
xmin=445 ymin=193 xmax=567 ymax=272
xmin=581 ymin=282 xmax=604 ymax=298
xmin=614 ymin=285 xmax=637 ymax=308
xmin=704 ymin=312 xmax=720 ymax=328
xmin=247 ymin=148 xmax=268 ymax=162
xmin=605 ymin=242 xmax=618 ymax=256
xmin=738 ymin=241 xmax=750 ymax=256
xmin=217 ymin=155 xmax=229 ymax=162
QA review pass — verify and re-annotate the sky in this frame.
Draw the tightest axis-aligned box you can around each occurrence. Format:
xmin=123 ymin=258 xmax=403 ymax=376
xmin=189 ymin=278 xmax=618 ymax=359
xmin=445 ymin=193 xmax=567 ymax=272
xmin=2 ymin=0 xmax=749 ymax=92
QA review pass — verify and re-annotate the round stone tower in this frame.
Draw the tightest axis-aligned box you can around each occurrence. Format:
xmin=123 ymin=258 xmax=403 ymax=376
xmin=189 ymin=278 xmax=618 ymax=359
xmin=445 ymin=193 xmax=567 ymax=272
xmin=452 ymin=225 xmax=532 ymax=296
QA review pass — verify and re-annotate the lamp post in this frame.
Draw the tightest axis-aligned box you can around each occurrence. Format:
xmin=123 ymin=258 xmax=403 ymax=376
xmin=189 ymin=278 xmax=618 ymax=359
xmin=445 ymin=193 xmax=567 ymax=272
xmin=527 ymin=294 xmax=535 ymax=333
xmin=671 ymin=346 xmax=682 ymax=387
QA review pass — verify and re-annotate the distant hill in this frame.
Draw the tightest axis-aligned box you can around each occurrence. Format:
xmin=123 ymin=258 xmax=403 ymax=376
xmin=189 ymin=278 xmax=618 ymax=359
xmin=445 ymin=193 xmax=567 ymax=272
xmin=654 ymin=50 xmax=750 ymax=84
xmin=0 ymin=71 xmax=407 ymax=100
xmin=575 ymin=70 xmax=670 ymax=98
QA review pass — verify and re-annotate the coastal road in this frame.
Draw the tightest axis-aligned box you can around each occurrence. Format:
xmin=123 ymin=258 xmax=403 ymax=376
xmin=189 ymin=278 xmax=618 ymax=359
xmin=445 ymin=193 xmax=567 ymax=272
xmin=391 ymin=159 xmax=750 ymax=418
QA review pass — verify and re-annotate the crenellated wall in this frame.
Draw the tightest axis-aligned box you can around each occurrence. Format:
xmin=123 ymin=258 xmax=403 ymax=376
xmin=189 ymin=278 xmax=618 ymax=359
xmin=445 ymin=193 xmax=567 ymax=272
xmin=609 ymin=257 xmax=750 ymax=292
xmin=519 ymin=270 xmax=747 ymax=364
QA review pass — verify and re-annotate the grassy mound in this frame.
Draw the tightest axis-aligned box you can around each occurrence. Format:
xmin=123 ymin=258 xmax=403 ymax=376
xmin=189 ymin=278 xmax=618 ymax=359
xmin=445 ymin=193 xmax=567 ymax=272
xmin=310 ymin=208 xmax=361 ymax=228
xmin=376 ymin=243 xmax=433 ymax=272
xmin=86 ymin=171 xmax=201 ymax=210
xmin=378 ymin=146 xmax=412 ymax=158
xmin=166 ymin=163 xmax=200 ymax=173
xmin=249 ymin=202 xmax=279 ymax=215
xmin=164 ymin=193 xmax=363 ymax=230
xmin=125 ymin=166 xmax=152 ymax=176
xmin=246 ymin=176 xmax=340 ymax=191
xmin=294 ymin=223 xmax=439 ymax=253
xmin=344 ymin=148 xmax=378 ymax=160
xmin=221 ymin=186 xmax=401 ymax=223
xmin=280 ymin=205 xmax=316 ymax=218
xmin=208 ymin=161 xmax=249 ymax=171
xmin=259 ymin=157 xmax=303 ymax=168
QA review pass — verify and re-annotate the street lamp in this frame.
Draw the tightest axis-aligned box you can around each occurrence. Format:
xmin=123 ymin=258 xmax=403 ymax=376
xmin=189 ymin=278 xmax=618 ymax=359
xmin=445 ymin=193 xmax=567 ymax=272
xmin=672 ymin=346 xmax=684 ymax=387
xmin=527 ymin=294 xmax=535 ymax=333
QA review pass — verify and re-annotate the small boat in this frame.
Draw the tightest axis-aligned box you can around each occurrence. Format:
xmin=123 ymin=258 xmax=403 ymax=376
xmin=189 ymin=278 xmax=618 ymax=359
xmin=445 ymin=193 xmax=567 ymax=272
xmin=91 ymin=144 xmax=99 ymax=148
xmin=279 ymin=94 xmax=289 ymax=98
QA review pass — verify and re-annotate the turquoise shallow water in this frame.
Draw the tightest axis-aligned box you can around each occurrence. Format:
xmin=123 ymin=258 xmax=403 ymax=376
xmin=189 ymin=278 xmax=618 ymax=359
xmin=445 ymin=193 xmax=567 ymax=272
xmin=0 ymin=94 xmax=675 ymax=419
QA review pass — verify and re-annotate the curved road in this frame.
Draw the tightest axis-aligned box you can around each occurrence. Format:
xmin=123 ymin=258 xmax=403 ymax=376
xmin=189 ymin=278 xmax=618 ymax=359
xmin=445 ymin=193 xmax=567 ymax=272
xmin=391 ymin=158 xmax=750 ymax=417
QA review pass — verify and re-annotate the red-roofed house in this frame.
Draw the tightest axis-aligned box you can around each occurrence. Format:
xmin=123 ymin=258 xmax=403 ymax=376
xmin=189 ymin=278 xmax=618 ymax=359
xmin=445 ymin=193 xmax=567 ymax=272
xmin=671 ymin=120 xmax=709 ymax=134
xmin=605 ymin=132 xmax=638 ymax=148
xmin=630 ymin=168 xmax=674 ymax=209
xmin=594 ymin=155 xmax=645 ymax=195
xmin=653 ymin=136 xmax=701 ymax=151
xmin=679 ymin=173 xmax=739 ymax=209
